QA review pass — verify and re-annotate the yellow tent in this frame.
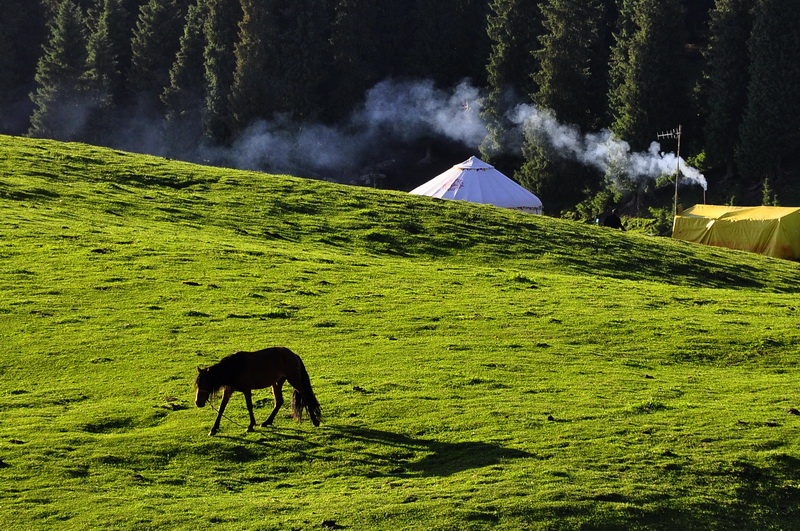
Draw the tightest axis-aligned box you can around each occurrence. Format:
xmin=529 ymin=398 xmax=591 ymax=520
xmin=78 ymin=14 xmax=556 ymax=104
xmin=672 ymin=204 xmax=800 ymax=260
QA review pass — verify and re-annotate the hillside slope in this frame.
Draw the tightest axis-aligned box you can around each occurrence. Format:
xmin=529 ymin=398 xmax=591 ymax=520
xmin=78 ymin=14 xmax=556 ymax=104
xmin=1 ymin=135 xmax=798 ymax=291
xmin=2 ymin=135 xmax=800 ymax=530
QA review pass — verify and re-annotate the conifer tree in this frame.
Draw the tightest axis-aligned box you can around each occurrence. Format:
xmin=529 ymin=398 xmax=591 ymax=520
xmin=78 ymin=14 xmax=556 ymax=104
xmin=408 ymin=0 xmax=490 ymax=87
xmin=0 ymin=0 xmax=48 ymax=133
xmin=606 ymin=0 xmax=637 ymax=107
xmin=203 ymin=0 xmax=241 ymax=143
xmin=89 ymin=0 xmax=140 ymax=106
xmin=84 ymin=0 xmax=126 ymax=142
xmin=702 ymin=0 xmax=754 ymax=176
xmin=230 ymin=0 xmax=334 ymax=128
xmin=480 ymin=0 xmax=543 ymax=162
xmin=99 ymin=0 xmax=132 ymax=105
xmin=271 ymin=0 xmax=334 ymax=122
xmin=28 ymin=0 xmax=91 ymax=140
xmin=518 ymin=0 xmax=614 ymax=216
xmin=534 ymin=0 xmax=610 ymax=131
xmin=736 ymin=0 xmax=800 ymax=181
xmin=328 ymin=0 xmax=410 ymax=122
xmin=228 ymin=0 xmax=276 ymax=128
xmin=162 ymin=0 xmax=210 ymax=154
xmin=608 ymin=0 xmax=689 ymax=151
xmin=515 ymin=127 xmax=558 ymax=200
xmin=128 ymin=0 xmax=190 ymax=108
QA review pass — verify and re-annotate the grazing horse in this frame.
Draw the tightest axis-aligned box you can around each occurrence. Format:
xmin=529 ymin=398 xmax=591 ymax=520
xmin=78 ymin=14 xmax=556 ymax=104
xmin=194 ymin=347 xmax=321 ymax=435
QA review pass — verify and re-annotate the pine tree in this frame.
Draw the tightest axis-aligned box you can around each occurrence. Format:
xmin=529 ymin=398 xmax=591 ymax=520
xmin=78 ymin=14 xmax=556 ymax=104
xmin=761 ymin=177 xmax=778 ymax=206
xmin=534 ymin=0 xmax=610 ymax=131
xmin=100 ymin=0 xmax=133 ymax=105
xmin=736 ymin=0 xmax=800 ymax=181
xmin=328 ymin=0 xmax=411 ymax=121
xmin=407 ymin=0 xmax=490 ymax=87
xmin=0 ymin=0 xmax=48 ymax=133
xmin=607 ymin=0 xmax=637 ymax=108
xmin=0 ymin=18 xmax=13 ymax=95
xmin=515 ymin=128 xmax=558 ymax=200
xmin=84 ymin=0 xmax=126 ymax=143
xmin=230 ymin=0 xmax=334 ymax=127
xmin=203 ymin=0 xmax=241 ymax=143
xmin=480 ymin=0 xmax=543 ymax=162
xmin=94 ymin=0 xmax=140 ymax=106
xmin=271 ymin=0 xmax=335 ymax=122
xmin=702 ymin=0 xmax=755 ymax=176
xmin=228 ymin=0 xmax=277 ymax=128
xmin=162 ymin=0 xmax=210 ymax=154
xmin=519 ymin=0 xmax=615 ymax=217
xmin=608 ymin=0 xmax=689 ymax=151
xmin=28 ymin=0 xmax=91 ymax=140
xmin=128 ymin=0 xmax=190 ymax=108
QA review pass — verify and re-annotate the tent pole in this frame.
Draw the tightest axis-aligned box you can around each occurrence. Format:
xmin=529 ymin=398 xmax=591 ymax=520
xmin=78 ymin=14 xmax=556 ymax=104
xmin=658 ymin=125 xmax=682 ymax=217
xmin=673 ymin=125 xmax=681 ymax=216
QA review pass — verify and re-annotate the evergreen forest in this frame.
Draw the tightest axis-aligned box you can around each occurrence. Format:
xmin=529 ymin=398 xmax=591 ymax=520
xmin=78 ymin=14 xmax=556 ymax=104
xmin=2 ymin=0 xmax=798 ymax=218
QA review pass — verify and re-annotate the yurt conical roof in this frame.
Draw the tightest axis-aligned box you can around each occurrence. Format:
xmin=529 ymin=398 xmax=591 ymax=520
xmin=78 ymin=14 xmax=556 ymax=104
xmin=409 ymin=156 xmax=543 ymax=214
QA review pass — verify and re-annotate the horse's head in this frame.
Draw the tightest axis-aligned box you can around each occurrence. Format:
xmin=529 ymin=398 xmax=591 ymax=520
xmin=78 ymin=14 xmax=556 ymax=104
xmin=194 ymin=367 xmax=213 ymax=407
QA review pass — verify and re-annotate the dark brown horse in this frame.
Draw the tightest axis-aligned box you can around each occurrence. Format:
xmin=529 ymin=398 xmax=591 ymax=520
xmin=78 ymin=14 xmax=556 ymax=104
xmin=194 ymin=347 xmax=321 ymax=435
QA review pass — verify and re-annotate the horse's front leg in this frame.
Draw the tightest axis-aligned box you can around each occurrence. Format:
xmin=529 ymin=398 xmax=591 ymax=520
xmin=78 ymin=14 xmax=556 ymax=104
xmin=262 ymin=379 xmax=285 ymax=426
xmin=242 ymin=389 xmax=257 ymax=432
xmin=210 ymin=387 xmax=233 ymax=436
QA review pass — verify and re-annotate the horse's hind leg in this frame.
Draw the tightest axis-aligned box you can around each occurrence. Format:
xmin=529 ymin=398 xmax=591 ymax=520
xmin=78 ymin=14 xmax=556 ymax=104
xmin=261 ymin=379 xmax=285 ymax=426
xmin=210 ymin=387 xmax=233 ymax=436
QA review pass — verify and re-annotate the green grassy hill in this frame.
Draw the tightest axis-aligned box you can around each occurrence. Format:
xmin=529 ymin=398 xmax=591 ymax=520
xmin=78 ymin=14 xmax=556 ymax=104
xmin=2 ymin=134 xmax=800 ymax=530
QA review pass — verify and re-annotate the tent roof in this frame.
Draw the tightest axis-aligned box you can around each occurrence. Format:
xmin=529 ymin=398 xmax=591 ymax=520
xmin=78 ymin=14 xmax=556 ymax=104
xmin=409 ymin=156 xmax=543 ymax=213
xmin=679 ymin=204 xmax=800 ymax=220
xmin=673 ymin=204 xmax=800 ymax=260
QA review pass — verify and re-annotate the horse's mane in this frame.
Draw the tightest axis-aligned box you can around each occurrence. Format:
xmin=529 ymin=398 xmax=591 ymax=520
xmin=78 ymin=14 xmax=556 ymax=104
xmin=196 ymin=352 xmax=245 ymax=399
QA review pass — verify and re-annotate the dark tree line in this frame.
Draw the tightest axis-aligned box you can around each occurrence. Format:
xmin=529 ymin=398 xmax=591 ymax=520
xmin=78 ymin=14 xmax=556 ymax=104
xmin=1 ymin=0 xmax=798 ymax=216
xmin=485 ymin=0 xmax=799 ymax=214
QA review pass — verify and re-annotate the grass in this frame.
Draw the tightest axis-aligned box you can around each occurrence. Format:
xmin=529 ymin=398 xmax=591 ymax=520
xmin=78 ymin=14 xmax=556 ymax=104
xmin=1 ymin=134 xmax=800 ymax=529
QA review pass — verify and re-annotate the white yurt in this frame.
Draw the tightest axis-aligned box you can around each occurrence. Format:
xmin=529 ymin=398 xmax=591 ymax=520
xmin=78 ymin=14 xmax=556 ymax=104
xmin=409 ymin=156 xmax=543 ymax=214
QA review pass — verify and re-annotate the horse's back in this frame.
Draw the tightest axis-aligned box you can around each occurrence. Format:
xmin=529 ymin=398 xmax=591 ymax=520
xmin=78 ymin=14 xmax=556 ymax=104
xmin=239 ymin=346 xmax=298 ymax=364
xmin=226 ymin=347 xmax=300 ymax=389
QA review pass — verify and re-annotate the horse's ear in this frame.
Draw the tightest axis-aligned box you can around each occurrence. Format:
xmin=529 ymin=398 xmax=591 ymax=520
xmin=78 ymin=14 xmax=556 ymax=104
xmin=197 ymin=366 xmax=202 ymax=373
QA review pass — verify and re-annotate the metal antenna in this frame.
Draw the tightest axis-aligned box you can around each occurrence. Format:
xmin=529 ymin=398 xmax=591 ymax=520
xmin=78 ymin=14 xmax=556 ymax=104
xmin=657 ymin=125 xmax=682 ymax=216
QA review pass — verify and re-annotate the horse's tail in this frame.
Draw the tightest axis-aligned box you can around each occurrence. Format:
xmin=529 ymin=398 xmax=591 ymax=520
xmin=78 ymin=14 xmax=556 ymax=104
xmin=291 ymin=357 xmax=322 ymax=426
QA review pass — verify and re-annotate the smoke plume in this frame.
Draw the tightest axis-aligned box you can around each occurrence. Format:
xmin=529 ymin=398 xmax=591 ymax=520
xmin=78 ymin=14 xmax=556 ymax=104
xmin=218 ymin=79 xmax=487 ymax=179
xmin=18 ymin=78 xmax=705 ymax=190
xmin=509 ymin=103 xmax=707 ymax=190
xmin=218 ymin=79 xmax=705 ymax=191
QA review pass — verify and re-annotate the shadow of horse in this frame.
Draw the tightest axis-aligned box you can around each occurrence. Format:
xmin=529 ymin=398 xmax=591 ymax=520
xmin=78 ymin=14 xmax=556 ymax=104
xmin=214 ymin=424 xmax=535 ymax=478
xmin=330 ymin=425 xmax=536 ymax=477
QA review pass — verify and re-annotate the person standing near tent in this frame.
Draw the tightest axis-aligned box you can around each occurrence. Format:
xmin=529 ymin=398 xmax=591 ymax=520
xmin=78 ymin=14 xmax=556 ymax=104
xmin=603 ymin=209 xmax=626 ymax=230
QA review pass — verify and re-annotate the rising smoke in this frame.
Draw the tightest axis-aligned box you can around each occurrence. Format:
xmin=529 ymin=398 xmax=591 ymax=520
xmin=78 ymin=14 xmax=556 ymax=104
xmin=509 ymin=104 xmax=707 ymax=190
xmin=217 ymin=79 xmax=705 ymax=191
xmin=20 ymin=78 xmax=705 ymax=190
xmin=217 ymin=79 xmax=487 ymax=179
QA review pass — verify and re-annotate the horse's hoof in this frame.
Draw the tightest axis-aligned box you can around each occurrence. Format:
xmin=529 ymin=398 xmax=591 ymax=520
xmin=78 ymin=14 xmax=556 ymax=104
xmin=260 ymin=421 xmax=273 ymax=427
xmin=208 ymin=430 xmax=217 ymax=436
